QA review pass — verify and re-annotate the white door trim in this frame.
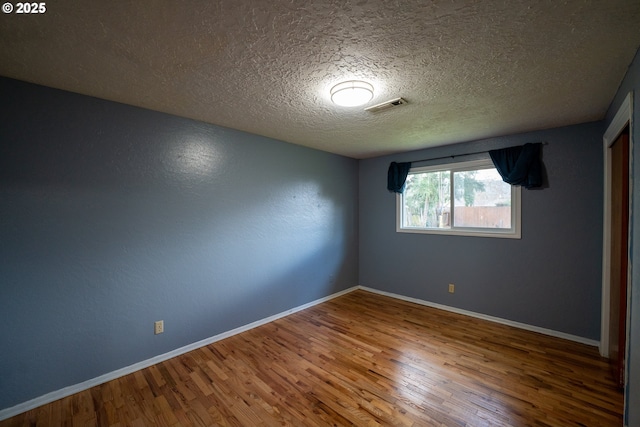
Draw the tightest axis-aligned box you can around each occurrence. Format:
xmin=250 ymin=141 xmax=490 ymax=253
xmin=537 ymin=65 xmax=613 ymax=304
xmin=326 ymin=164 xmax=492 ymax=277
xmin=600 ymin=92 xmax=633 ymax=357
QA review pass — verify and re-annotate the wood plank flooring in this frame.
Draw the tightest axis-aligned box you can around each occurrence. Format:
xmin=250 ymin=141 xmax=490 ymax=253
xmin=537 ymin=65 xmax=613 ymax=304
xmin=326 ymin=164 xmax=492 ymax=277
xmin=1 ymin=290 xmax=623 ymax=426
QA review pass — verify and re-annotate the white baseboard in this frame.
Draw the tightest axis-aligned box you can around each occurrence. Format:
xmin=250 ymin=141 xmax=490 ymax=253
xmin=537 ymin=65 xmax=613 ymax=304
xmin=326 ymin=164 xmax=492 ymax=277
xmin=1 ymin=284 xmax=599 ymax=421
xmin=358 ymin=286 xmax=600 ymax=347
xmin=0 ymin=286 xmax=359 ymax=422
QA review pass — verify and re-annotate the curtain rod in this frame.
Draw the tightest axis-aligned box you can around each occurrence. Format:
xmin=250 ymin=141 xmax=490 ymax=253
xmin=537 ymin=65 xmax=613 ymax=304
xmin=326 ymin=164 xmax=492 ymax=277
xmin=410 ymin=142 xmax=546 ymax=165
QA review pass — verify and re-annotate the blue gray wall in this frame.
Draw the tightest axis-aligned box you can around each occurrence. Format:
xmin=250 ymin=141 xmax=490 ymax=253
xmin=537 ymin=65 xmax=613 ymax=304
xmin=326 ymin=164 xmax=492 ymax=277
xmin=606 ymin=46 xmax=640 ymax=427
xmin=0 ymin=77 xmax=359 ymax=411
xmin=359 ymin=122 xmax=604 ymax=340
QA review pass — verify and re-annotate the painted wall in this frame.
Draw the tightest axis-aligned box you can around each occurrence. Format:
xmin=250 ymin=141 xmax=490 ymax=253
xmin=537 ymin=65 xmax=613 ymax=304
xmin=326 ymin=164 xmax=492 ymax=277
xmin=359 ymin=122 xmax=604 ymax=340
xmin=606 ymin=45 xmax=640 ymax=427
xmin=0 ymin=77 xmax=359 ymax=411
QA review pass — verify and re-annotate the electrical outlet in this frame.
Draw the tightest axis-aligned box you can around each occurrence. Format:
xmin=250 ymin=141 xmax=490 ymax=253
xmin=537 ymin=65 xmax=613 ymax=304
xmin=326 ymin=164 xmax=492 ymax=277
xmin=448 ymin=284 xmax=455 ymax=293
xmin=154 ymin=320 xmax=164 ymax=335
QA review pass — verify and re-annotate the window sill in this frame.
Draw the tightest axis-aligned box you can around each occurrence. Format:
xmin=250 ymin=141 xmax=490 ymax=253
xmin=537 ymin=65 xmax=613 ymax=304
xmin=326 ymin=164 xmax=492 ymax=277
xmin=396 ymin=227 xmax=521 ymax=239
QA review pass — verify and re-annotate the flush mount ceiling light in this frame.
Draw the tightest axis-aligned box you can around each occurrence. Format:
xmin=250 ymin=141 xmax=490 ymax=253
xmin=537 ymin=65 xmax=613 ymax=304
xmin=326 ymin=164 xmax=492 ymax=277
xmin=330 ymin=80 xmax=374 ymax=107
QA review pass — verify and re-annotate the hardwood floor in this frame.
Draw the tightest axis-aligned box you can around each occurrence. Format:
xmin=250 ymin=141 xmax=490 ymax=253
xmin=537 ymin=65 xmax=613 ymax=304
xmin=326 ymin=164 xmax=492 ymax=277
xmin=1 ymin=290 xmax=623 ymax=426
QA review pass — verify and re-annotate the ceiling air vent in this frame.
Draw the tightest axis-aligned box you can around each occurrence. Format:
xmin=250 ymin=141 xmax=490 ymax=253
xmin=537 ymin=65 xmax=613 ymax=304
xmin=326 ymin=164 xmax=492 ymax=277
xmin=364 ymin=97 xmax=408 ymax=113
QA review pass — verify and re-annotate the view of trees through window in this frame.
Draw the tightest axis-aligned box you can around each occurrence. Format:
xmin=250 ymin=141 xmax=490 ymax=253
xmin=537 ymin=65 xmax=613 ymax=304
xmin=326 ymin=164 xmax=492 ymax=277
xmin=402 ymin=167 xmax=512 ymax=229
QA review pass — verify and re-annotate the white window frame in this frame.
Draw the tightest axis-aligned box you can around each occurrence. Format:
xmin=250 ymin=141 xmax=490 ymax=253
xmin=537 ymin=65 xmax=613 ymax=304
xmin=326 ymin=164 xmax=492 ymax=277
xmin=396 ymin=158 xmax=521 ymax=239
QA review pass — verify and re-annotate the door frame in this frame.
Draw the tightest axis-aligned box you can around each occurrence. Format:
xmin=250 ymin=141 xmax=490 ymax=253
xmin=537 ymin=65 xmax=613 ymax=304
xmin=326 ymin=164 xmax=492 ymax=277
xmin=601 ymin=92 xmax=633 ymax=359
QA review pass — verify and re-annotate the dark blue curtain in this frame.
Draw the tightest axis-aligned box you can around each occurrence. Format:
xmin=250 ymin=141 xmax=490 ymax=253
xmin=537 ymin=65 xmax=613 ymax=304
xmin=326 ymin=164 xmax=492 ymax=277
xmin=387 ymin=162 xmax=412 ymax=193
xmin=489 ymin=143 xmax=542 ymax=189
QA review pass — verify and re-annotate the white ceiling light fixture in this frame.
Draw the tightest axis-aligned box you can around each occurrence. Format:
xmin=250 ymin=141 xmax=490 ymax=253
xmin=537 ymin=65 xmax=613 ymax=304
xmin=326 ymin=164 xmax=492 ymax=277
xmin=330 ymin=80 xmax=374 ymax=107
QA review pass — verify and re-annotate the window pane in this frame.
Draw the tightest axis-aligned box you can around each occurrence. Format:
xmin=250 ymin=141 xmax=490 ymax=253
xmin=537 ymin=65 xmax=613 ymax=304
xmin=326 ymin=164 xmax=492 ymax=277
xmin=397 ymin=159 xmax=520 ymax=238
xmin=403 ymin=171 xmax=450 ymax=228
xmin=453 ymin=168 xmax=511 ymax=229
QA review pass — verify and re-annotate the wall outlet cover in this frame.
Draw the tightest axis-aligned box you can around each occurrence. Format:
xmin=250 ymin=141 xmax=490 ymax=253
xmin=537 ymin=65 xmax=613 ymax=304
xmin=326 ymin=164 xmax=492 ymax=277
xmin=154 ymin=320 xmax=164 ymax=335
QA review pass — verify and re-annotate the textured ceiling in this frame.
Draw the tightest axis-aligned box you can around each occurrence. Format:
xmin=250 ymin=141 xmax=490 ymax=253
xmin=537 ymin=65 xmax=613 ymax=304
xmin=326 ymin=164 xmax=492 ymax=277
xmin=1 ymin=1 xmax=640 ymax=159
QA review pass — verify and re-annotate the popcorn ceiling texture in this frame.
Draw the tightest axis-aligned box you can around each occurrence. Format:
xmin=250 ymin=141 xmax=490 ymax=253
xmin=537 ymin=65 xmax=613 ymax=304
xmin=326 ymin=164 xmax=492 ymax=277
xmin=1 ymin=0 xmax=639 ymax=158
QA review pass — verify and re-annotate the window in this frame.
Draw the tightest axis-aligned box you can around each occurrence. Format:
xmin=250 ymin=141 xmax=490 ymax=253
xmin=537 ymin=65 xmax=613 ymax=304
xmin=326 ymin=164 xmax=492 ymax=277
xmin=397 ymin=158 xmax=521 ymax=238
